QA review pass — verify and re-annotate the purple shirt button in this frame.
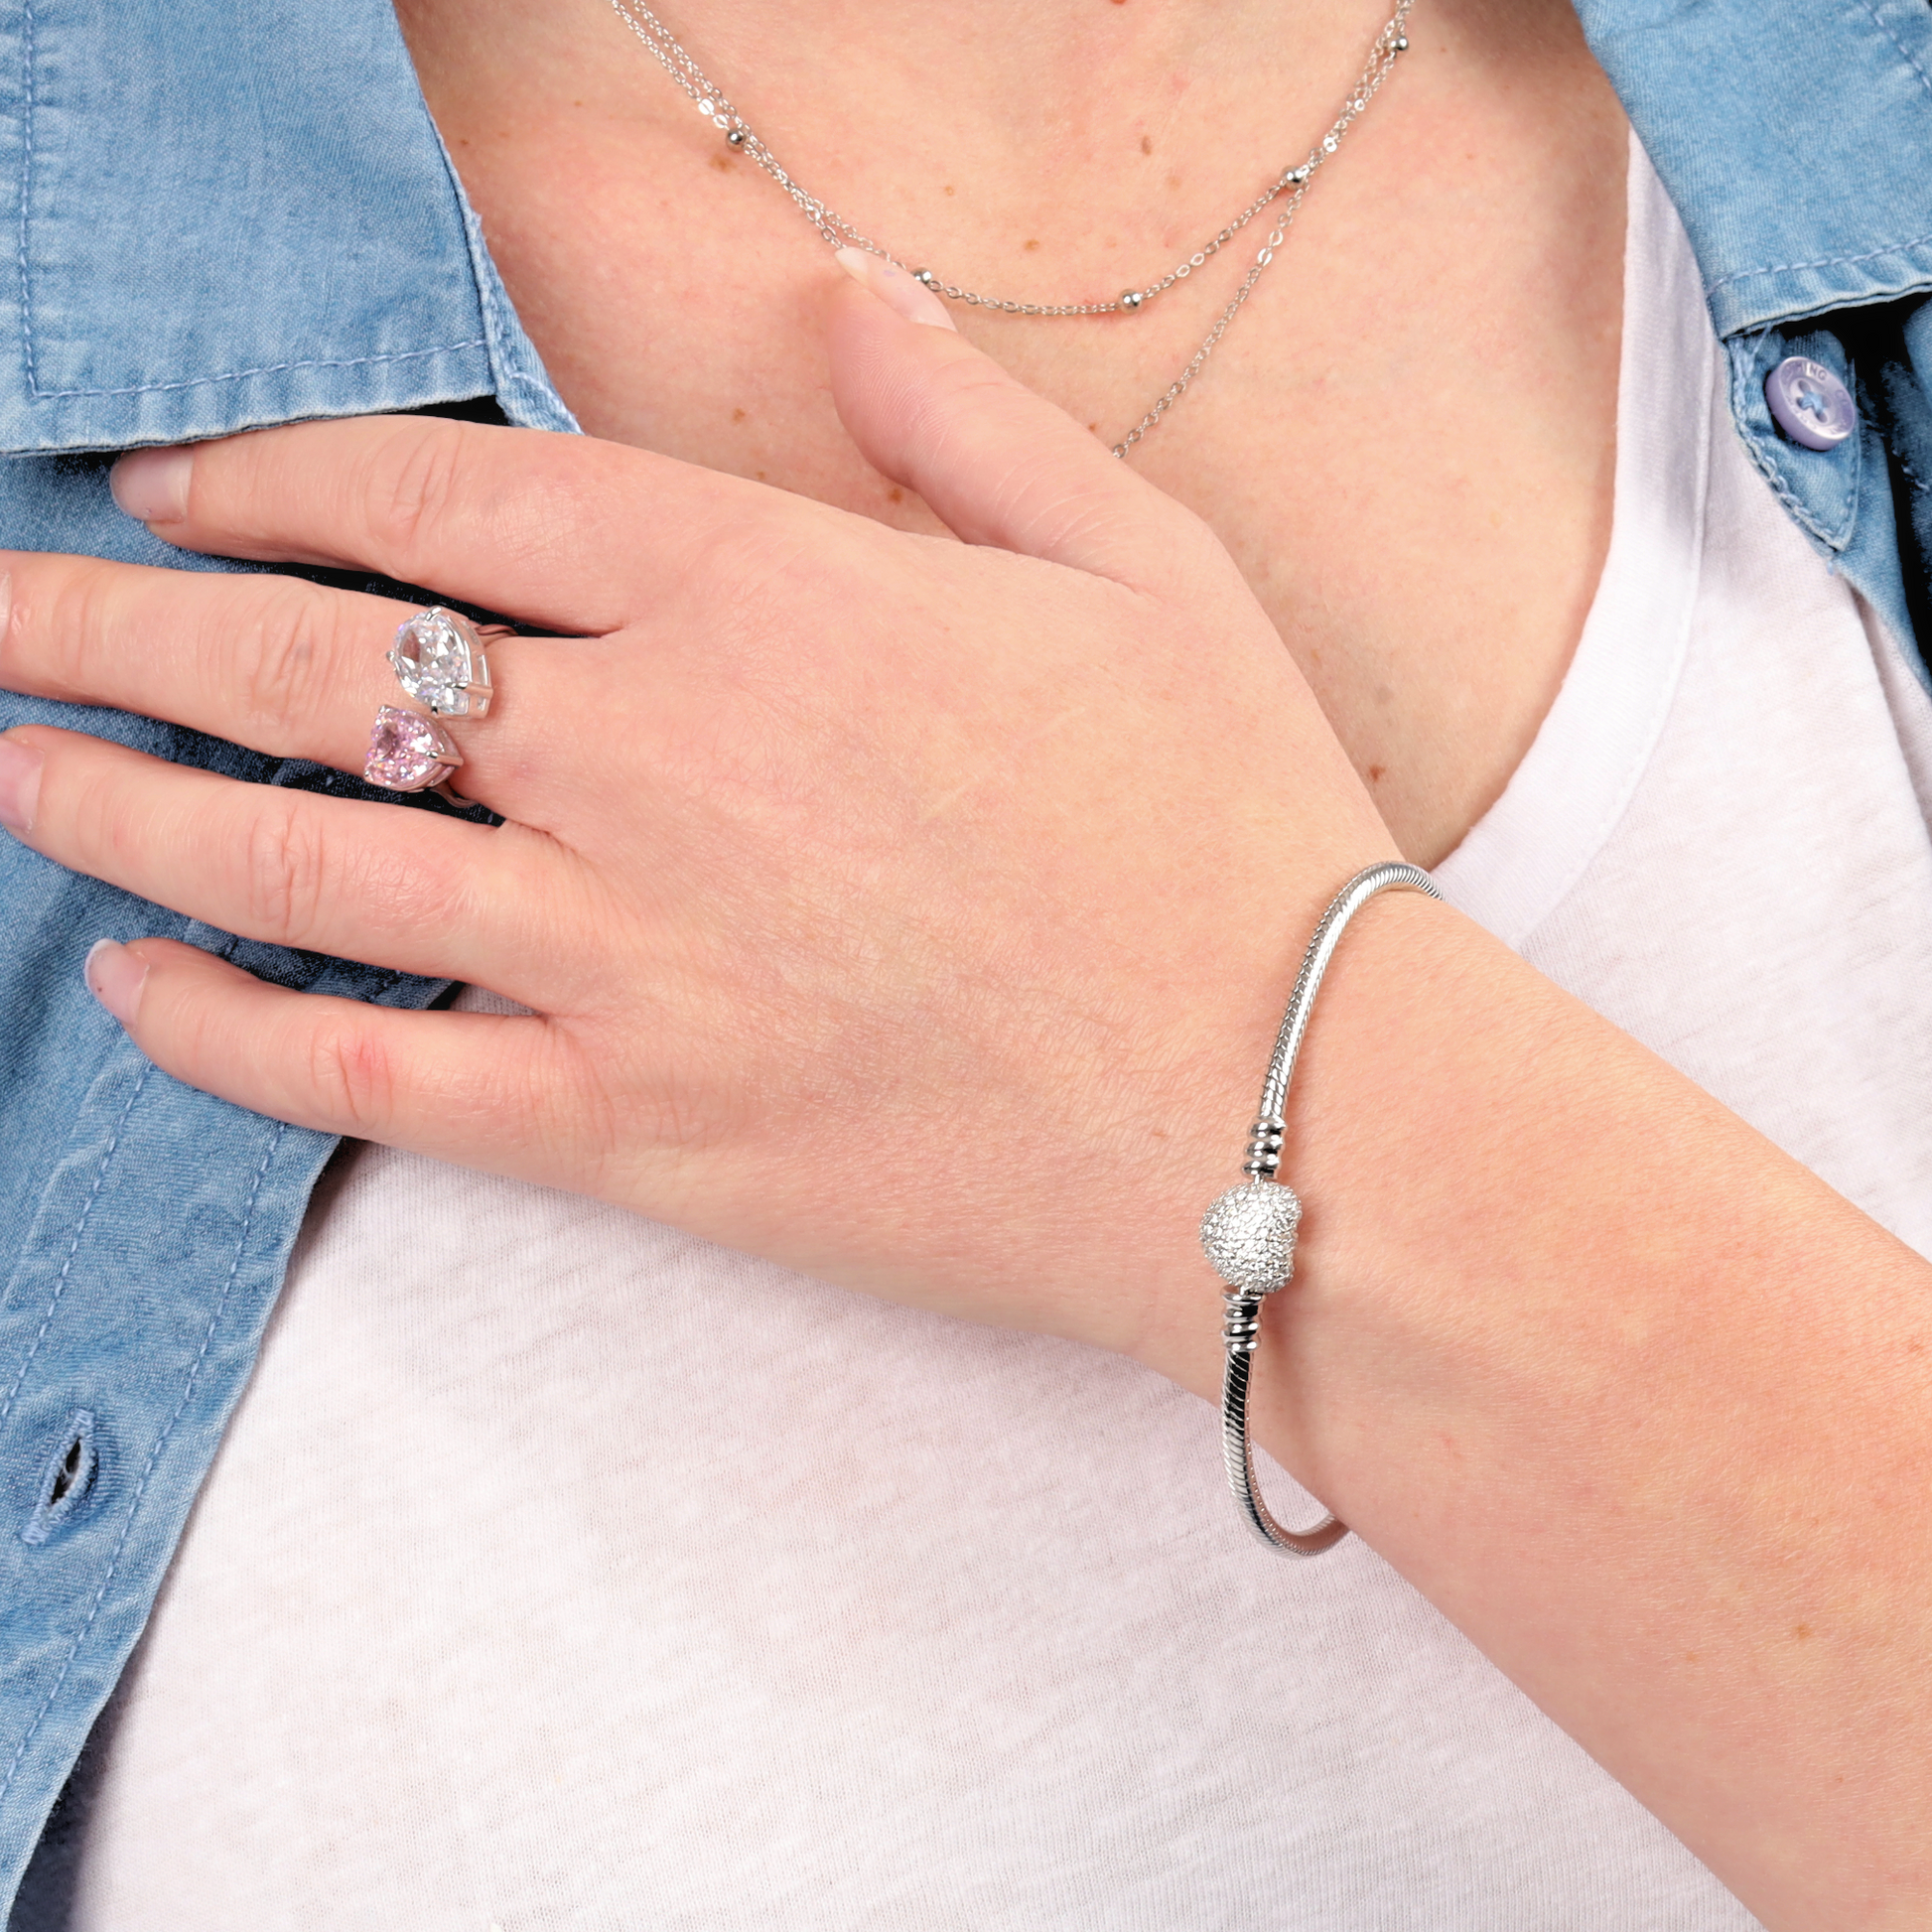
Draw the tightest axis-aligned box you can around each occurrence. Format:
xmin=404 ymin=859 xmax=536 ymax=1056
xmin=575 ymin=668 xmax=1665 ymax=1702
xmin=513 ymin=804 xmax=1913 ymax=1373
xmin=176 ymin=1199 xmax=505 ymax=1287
xmin=1765 ymin=355 xmax=1857 ymax=452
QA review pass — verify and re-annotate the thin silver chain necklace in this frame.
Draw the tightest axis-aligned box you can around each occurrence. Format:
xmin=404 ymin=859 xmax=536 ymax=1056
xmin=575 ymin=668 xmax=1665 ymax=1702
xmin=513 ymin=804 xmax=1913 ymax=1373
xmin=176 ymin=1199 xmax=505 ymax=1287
xmin=604 ymin=0 xmax=1416 ymax=456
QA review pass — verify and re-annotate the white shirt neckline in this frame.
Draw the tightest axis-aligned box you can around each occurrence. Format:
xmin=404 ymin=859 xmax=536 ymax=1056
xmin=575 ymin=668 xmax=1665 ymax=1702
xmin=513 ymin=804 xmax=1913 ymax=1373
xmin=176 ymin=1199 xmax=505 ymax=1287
xmin=1434 ymin=136 xmax=1714 ymax=950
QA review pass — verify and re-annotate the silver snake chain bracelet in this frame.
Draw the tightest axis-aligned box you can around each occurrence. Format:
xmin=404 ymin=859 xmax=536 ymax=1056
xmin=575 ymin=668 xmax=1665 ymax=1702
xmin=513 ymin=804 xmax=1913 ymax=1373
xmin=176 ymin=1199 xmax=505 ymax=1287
xmin=1198 ymin=861 xmax=1442 ymax=1554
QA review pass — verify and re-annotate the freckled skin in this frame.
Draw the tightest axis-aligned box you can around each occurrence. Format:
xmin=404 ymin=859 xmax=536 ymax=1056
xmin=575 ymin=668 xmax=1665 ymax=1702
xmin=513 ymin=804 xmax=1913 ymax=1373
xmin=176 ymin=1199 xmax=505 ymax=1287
xmin=393 ymin=0 xmax=1622 ymax=870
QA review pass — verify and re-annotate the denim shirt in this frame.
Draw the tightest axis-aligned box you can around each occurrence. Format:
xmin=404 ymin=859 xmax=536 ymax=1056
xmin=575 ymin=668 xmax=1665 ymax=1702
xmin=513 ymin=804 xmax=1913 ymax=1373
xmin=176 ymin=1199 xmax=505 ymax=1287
xmin=0 ymin=0 xmax=1927 ymax=1908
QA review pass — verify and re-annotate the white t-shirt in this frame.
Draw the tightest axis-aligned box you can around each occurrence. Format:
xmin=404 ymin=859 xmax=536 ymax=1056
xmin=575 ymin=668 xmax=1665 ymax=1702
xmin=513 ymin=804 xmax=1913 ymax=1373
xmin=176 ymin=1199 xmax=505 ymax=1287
xmin=23 ymin=138 xmax=1932 ymax=1930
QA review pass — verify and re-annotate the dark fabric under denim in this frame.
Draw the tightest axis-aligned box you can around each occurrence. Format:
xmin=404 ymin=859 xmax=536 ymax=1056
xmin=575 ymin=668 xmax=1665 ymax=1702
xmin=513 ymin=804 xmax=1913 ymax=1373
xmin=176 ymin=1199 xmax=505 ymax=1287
xmin=0 ymin=0 xmax=1928 ymax=1911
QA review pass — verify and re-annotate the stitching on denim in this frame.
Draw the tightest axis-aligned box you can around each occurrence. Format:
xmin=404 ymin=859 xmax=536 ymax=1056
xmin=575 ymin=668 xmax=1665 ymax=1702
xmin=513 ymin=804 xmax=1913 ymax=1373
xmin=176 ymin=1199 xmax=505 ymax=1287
xmin=456 ymin=184 xmax=508 ymax=393
xmin=1706 ymin=228 xmax=1932 ymax=297
xmin=1730 ymin=333 xmax=1846 ymax=546
xmin=1728 ymin=331 xmax=1858 ymax=550
xmin=1706 ymin=0 xmax=1932 ymax=309
xmin=1848 ymin=0 xmax=1932 ymax=100
xmin=0 ymin=1062 xmax=151 ymax=1430
xmin=11 ymin=2 xmax=486 ymax=409
xmin=28 ymin=339 xmax=492 ymax=403
xmin=407 ymin=45 xmax=578 ymax=431
xmin=0 ymin=1124 xmax=286 ymax=1813
xmin=424 ymin=99 xmax=575 ymax=429
xmin=15 ymin=0 xmax=37 ymax=399
xmin=1895 ymin=446 xmax=1932 ymax=493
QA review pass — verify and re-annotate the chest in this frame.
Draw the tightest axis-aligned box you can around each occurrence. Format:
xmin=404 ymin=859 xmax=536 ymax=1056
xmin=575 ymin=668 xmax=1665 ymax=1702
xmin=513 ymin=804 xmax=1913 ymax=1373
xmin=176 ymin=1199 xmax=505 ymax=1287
xmin=399 ymin=0 xmax=1627 ymax=865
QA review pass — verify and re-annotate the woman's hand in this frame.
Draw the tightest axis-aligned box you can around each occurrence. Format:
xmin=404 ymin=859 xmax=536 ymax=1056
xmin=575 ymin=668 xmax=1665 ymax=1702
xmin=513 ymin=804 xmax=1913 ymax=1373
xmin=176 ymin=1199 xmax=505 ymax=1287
xmin=0 ymin=264 xmax=1394 ymax=1363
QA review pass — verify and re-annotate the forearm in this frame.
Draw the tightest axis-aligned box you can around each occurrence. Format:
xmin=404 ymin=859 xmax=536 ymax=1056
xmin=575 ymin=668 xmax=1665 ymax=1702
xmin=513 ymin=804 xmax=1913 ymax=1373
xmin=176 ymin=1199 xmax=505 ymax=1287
xmin=1136 ymin=892 xmax=1932 ymax=1929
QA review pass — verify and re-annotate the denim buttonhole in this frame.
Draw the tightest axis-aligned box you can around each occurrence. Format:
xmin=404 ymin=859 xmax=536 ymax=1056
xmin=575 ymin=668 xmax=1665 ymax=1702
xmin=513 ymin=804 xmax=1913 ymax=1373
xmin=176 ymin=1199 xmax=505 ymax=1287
xmin=22 ymin=1410 xmax=98 ymax=1546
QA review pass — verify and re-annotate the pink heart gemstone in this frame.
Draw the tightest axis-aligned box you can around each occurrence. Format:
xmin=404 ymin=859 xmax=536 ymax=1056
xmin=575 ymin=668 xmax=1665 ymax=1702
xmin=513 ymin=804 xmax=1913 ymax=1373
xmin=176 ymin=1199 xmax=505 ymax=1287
xmin=365 ymin=705 xmax=460 ymax=791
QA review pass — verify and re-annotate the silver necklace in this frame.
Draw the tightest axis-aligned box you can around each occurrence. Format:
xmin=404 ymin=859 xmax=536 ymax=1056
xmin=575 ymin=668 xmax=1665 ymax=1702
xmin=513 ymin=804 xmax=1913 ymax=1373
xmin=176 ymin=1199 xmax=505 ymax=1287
xmin=605 ymin=0 xmax=1416 ymax=455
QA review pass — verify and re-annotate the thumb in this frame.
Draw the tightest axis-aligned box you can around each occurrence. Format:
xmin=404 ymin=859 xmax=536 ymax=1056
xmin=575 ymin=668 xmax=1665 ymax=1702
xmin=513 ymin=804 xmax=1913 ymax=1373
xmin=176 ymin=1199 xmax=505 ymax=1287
xmin=825 ymin=248 xmax=1203 ymax=589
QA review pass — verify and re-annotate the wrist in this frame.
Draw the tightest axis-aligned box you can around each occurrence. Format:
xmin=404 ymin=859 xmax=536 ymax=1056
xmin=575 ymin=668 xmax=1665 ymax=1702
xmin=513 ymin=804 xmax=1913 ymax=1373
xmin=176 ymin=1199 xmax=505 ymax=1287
xmin=1122 ymin=888 xmax=1514 ymax=1467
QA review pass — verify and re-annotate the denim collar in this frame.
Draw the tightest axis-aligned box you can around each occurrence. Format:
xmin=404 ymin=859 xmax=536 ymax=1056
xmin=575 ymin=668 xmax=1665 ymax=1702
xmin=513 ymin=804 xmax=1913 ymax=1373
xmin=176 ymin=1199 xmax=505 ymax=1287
xmin=1577 ymin=0 xmax=1932 ymax=336
xmin=0 ymin=0 xmax=574 ymax=454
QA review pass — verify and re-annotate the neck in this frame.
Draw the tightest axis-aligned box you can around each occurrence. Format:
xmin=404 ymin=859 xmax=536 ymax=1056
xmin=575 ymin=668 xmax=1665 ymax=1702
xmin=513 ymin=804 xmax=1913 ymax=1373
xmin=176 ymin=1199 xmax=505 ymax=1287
xmin=412 ymin=0 xmax=1345 ymax=107
xmin=397 ymin=0 xmax=1413 ymax=283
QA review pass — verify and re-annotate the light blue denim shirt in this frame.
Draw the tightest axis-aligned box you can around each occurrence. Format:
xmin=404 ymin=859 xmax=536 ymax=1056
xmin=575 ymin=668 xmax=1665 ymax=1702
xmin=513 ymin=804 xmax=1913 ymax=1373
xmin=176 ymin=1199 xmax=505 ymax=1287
xmin=0 ymin=0 xmax=1928 ymax=1910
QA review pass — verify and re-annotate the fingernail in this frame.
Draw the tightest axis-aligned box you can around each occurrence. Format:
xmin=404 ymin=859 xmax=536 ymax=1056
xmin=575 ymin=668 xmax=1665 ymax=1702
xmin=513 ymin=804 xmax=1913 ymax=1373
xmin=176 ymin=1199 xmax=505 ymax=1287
xmin=834 ymin=247 xmax=957 ymax=331
xmin=109 ymin=446 xmax=193 ymax=523
xmin=84 ymin=939 xmax=149 ymax=1028
xmin=0 ymin=734 xmax=42 ymax=836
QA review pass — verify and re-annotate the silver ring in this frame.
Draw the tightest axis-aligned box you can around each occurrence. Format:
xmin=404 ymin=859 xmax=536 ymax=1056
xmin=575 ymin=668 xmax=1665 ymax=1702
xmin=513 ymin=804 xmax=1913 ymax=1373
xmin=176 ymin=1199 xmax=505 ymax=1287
xmin=365 ymin=703 xmax=464 ymax=795
xmin=387 ymin=607 xmax=507 ymax=719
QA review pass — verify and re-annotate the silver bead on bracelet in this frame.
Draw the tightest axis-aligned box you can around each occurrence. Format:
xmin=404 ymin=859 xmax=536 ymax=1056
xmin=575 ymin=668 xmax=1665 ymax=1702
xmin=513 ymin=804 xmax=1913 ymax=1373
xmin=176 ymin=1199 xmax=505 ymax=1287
xmin=1200 ymin=860 xmax=1442 ymax=1555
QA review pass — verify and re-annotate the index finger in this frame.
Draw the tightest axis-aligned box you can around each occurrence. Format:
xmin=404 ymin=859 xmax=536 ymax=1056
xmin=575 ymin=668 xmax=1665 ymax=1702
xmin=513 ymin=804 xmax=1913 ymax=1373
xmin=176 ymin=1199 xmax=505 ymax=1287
xmin=108 ymin=415 xmax=763 ymax=635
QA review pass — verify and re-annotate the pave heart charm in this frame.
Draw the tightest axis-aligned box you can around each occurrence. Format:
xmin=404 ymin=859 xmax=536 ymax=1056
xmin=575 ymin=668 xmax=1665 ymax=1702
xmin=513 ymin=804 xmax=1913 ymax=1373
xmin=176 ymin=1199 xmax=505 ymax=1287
xmin=387 ymin=607 xmax=493 ymax=718
xmin=365 ymin=705 xmax=464 ymax=793
xmin=1199 ymin=1179 xmax=1303 ymax=1295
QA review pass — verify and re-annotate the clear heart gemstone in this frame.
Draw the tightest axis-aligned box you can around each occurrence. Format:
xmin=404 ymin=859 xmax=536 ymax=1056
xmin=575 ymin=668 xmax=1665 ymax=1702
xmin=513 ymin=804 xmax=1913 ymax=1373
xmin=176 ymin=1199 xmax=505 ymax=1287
xmin=365 ymin=705 xmax=460 ymax=791
xmin=388 ymin=608 xmax=488 ymax=718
